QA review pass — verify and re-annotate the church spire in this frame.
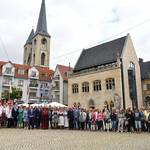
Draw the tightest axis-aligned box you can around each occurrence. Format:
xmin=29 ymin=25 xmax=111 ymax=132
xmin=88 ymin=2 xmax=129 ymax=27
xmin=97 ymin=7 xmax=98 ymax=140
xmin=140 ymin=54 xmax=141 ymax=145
xmin=25 ymin=29 xmax=34 ymax=46
xmin=35 ymin=0 xmax=50 ymax=37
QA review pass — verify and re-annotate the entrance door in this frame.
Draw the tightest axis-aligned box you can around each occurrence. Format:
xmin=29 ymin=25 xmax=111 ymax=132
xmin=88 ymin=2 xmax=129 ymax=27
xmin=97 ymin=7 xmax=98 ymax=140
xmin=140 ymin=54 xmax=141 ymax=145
xmin=88 ymin=99 xmax=95 ymax=109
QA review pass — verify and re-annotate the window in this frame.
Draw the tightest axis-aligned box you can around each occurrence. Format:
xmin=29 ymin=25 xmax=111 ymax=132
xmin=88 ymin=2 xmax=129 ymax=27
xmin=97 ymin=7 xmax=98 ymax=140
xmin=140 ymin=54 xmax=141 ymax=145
xmin=129 ymin=62 xmax=135 ymax=69
xmin=72 ymin=84 xmax=78 ymax=94
xmin=30 ymin=80 xmax=38 ymax=87
xmin=5 ymin=67 xmax=12 ymax=74
xmin=27 ymin=53 xmax=31 ymax=65
xmin=41 ymin=73 xmax=47 ymax=78
xmin=41 ymin=38 xmax=47 ymax=45
xmin=64 ymin=72 xmax=67 ymax=77
xmin=106 ymin=78 xmax=115 ymax=90
xmin=3 ymin=77 xmax=12 ymax=85
xmin=33 ymin=54 xmax=35 ymax=65
xmin=18 ymin=80 xmax=24 ymax=87
xmin=41 ymin=83 xmax=48 ymax=88
xmin=18 ymin=69 xmax=24 ymax=75
xmin=29 ymin=92 xmax=36 ymax=98
xmin=93 ymin=80 xmax=101 ymax=91
xmin=147 ymin=84 xmax=150 ymax=90
xmin=41 ymin=53 xmax=45 ymax=65
xmin=34 ymin=39 xmax=37 ymax=45
xmin=55 ymin=95 xmax=60 ymax=101
xmin=24 ymin=48 xmax=27 ymax=63
xmin=31 ymin=71 xmax=36 ymax=77
xmin=82 ymin=82 xmax=89 ymax=92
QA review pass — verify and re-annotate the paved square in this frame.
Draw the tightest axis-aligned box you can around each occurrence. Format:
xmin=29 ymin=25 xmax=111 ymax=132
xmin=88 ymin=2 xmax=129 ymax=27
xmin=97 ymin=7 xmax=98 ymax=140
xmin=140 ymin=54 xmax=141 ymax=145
xmin=0 ymin=129 xmax=149 ymax=150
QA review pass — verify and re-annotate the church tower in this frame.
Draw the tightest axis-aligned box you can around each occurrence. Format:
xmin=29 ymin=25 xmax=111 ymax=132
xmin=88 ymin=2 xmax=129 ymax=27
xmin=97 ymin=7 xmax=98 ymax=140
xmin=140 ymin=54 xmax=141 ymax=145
xmin=23 ymin=0 xmax=50 ymax=67
xmin=23 ymin=29 xmax=34 ymax=66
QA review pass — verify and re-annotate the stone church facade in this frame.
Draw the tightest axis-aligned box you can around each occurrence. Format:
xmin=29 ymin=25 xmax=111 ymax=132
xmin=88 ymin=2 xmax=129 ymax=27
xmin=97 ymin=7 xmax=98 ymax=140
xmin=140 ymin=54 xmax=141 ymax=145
xmin=23 ymin=0 xmax=50 ymax=68
xmin=68 ymin=34 xmax=143 ymax=110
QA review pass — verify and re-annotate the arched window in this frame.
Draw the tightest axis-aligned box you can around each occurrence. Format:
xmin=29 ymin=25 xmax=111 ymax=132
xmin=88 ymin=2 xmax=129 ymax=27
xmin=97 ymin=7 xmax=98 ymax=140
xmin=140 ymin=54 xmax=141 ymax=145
xmin=33 ymin=54 xmax=35 ymax=65
xmin=34 ymin=39 xmax=37 ymax=45
xmin=88 ymin=99 xmax=95 ymax=109
xmin=72 ymin=84 xmax=78 ymax=94
xmin=24 ymin=48 xmax=27 ymax=63
xmin=41 ymin=38 xmax=47 ymax=45
xmin=27 ymin=53 xmax=31 ymax=65
xmin=129 ymin=61 xmax=135 ymax=69
xmin=106 ymin=78 xmax=115 ymax=90
xmin=93 ymin=80 xmax=101 ymax=91
xmin=82 ymin=82 xmax=89 ymax=92
xmin=41 ymin=53 xmax=45 ymax=65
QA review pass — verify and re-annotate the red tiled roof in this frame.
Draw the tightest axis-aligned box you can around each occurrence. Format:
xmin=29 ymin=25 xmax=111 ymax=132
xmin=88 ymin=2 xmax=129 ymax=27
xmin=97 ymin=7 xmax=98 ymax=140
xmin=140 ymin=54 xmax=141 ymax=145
xmin=0 ymin=60 xmax=54 ymax=81
xmin=57 ymin=64 xmax=72 ymax=81
xmin=0 ymin=61 xmax=7 ymax=75
xmin=14 ymin=63 xmax=30 ymax=79
xmin=36 ymin=66 xmax=54 ymax=81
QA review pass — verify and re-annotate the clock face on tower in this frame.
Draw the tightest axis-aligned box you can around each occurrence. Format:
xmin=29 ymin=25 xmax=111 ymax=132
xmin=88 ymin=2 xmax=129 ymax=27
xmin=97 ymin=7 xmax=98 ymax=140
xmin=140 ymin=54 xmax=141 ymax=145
xmin=41 ymin=38 xmax=47 ymax=50
xmin=41 ymin=44 xmax=46 ymax=50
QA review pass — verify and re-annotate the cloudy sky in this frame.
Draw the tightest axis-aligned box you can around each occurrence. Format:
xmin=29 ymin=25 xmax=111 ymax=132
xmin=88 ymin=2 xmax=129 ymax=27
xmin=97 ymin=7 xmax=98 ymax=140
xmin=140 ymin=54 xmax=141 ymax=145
xmin=0 ymin=0 xmax=150 ymax=69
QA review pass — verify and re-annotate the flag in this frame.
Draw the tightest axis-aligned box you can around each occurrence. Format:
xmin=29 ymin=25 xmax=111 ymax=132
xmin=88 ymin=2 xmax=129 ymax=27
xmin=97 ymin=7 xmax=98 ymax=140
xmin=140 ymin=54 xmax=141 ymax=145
xmin=9 ymin=80 xmax=12 ymax=93
xmin=27 ymin=84 xmax=29 ymax=95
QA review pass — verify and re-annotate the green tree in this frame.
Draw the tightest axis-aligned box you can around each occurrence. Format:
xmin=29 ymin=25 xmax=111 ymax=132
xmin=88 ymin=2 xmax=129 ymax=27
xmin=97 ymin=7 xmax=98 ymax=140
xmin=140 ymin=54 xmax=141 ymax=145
xmin=10 ymin=87 xmax=22 ymax=100
xmin=1 ymin=87 xmax=22 ymax=101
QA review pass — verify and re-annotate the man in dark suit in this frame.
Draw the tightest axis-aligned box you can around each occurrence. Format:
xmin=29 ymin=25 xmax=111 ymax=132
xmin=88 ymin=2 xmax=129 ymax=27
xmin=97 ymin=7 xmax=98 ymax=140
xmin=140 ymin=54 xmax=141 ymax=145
xmin=12 ymin=104 xmax=18 ymax=128
xmin=34 ymin=106 xmax=41 ymax=129
xmin=28 ymin=106 xmax=35 ymax=129
xmin=68 ymin=107 xmax=74 ymax=129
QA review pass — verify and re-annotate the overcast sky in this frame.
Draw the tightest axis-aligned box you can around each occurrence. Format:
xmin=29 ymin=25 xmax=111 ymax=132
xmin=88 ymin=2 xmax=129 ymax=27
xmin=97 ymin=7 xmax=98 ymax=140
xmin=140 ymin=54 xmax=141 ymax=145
xmin=0 ymin=0 xmax=150 ymax=70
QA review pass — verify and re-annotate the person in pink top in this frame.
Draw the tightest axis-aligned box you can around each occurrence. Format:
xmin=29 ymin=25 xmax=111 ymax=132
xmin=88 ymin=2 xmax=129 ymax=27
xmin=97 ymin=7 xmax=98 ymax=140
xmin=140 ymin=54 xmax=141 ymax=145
xmin=91 ymin=109 xmax=96 ymax=130
xmin=97 ymin=110 xmax=104 ymax=131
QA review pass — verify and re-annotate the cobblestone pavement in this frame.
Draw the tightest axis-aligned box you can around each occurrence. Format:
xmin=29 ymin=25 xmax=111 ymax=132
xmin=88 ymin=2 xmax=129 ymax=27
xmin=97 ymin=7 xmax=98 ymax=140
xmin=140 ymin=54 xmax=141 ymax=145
xmin=0 ymin=129 xmax=149 ymax=150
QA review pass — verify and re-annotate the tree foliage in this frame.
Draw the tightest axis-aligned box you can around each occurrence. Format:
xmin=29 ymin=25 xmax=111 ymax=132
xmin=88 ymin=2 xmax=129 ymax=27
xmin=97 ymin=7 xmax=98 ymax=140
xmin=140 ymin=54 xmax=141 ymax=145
xmin=1 ymin=87 xmax=22 ymax=100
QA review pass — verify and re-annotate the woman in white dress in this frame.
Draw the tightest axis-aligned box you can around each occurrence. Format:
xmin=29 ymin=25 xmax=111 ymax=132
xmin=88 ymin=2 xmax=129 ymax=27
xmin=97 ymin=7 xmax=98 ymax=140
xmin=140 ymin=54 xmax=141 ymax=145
xmin=58 ymin=108 xmax=64 ymax=128
xmin=64 ymin=108 xmax=69 ymax=128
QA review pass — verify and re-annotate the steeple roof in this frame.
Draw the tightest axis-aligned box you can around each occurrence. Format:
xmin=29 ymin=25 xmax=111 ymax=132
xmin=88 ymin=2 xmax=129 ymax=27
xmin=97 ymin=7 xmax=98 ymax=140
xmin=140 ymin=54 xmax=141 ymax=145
xmin=34 ymin=0 xmax=50 ymax=37
xmin=25 ymin=29 xmax=34 ymax=46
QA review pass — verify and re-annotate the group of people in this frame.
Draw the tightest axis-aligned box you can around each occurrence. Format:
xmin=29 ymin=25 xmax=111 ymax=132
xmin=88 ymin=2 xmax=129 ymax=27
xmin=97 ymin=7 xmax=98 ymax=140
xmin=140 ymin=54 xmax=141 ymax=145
xmin=0 ymin=100 xmax=68 ymax=129
xmin=67 ymin=107 xmax=150 ymax=133
xmin=0 ymin=100 xmax=150 ymax=133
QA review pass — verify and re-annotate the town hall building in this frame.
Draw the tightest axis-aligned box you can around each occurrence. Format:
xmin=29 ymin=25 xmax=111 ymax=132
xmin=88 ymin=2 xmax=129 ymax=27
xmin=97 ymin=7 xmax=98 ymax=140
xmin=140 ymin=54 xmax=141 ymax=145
xmin=68 ymin=34 xmax=143 ymax=110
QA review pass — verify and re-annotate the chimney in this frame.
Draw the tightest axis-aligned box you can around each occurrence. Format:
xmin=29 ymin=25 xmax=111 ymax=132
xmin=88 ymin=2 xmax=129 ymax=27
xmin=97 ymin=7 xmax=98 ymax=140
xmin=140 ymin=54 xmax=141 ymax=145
xmin=139 ymin=58 xmax=143 ymax=64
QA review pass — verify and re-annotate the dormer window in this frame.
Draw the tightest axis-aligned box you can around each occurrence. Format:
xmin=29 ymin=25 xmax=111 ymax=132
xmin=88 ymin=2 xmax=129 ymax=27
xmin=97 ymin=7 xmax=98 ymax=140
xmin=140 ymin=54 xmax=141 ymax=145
xmin=18 ymin=69 xmax=24 ymax=75
xmin=64 ymin=72 xmax=67 ymax=77
xmin=5 ymin=67 xmax=12 ymax=74
xmin=31 ymin=71 xmax=36 ymax=77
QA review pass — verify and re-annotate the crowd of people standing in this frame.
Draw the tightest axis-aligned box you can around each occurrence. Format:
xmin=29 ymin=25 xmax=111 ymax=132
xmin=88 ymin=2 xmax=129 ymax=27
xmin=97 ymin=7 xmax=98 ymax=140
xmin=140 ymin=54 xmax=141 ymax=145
xmin=0 ymin=100 xmax=150 ymax=133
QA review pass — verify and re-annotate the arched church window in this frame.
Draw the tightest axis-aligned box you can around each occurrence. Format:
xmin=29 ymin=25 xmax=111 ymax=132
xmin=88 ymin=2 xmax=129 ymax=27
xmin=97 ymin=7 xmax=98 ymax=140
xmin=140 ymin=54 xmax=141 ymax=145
xmin=129 ymin=61 xmax=135 ymax=69
xmin=34 ymin=39 xmax=37 ymax=45
xmin=24 ymin=48 xmax=27 ymax=63
xmin=25 ymin=48 xmax=27 ymax=53
xmin=41 ymin=38 xmax=47 ymax=45
xmin=33 ymin=54 xmax=35 ymax=65
xmin=41 ymin=53 xmax=45 ymax=65
xmin=27 ymin=53 xmax=31 ymax=65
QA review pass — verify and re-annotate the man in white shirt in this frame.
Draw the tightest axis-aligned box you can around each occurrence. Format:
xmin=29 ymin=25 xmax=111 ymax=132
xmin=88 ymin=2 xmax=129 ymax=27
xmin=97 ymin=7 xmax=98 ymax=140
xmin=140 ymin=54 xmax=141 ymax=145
xmin=6 ymin=103 xmax=13 ymax=128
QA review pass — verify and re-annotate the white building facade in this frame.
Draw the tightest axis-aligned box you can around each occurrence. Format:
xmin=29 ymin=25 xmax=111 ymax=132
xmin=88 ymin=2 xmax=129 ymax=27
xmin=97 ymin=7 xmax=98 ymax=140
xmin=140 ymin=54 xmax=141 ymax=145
xmin=0 ymin=61 xmax=53 ymax=103
xmin=51 ymin=65 xmax=71 ymax=105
